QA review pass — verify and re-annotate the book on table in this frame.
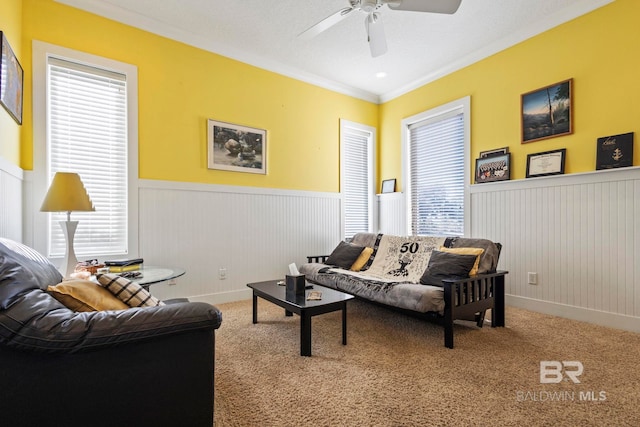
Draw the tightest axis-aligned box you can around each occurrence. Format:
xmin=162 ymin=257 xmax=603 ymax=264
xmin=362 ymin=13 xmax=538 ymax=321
xmin=104 ymin=258 xmax=143 ymax=272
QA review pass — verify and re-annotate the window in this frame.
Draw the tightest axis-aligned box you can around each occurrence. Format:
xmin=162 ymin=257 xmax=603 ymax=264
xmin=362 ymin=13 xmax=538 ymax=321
xmin=32 ymin=42 xmax=138 ymax=259
xmin=340 ymin=120 xmax=376 ymax=240
xmin=402 ymin=97 xmax=470 ymax=237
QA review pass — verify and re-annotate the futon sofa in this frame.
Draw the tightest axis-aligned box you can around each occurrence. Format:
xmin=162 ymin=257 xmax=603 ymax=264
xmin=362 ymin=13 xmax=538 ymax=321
xmin=0 ymin=238 xmax=222 ymax=427
xmin=299 ymin=233 xmax=507 ymax=348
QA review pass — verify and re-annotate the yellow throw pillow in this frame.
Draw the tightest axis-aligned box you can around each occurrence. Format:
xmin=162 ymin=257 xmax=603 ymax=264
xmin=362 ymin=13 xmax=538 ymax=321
xmin=48 ymin=279 xmax=129 ymax=312
xmin=350 ymin=247 xmax=374 ymax=271
xmin=438 ymin=246 xmax=484 ymax=276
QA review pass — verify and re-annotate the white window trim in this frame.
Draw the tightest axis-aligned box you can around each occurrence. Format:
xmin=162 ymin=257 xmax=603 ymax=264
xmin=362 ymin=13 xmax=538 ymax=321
xmin=31 ymin=40 xmax=139 ymax=260
xmin=340 ymin=119 xmax=377 ymax=240
xmin=401 ymin=96 xmax=471 ymax=236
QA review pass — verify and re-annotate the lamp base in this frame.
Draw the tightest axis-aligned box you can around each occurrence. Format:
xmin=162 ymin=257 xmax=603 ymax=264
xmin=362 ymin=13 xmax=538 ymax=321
xmin=59 ymin=220 xmax=79 ymax=278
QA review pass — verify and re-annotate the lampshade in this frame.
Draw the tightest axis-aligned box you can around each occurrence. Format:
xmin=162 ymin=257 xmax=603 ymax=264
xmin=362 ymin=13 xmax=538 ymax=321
xmin=40 ymin=172 xmax=95 ymax=213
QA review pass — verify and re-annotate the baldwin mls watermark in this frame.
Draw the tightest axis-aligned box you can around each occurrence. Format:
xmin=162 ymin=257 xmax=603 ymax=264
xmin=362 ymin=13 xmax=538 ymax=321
xmin=516 ymin=361 xmax=607 ymax=403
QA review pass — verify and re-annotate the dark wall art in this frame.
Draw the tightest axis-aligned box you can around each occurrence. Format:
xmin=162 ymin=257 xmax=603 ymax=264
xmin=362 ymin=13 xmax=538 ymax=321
xmin=596 ymin=132 xmax=634 ymax=170
xmin=521 ymin=79 xmax=572 ymax=143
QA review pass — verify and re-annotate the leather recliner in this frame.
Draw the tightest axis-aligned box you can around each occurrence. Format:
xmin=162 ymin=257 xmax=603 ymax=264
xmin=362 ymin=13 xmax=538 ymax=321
xmin=0 ymin=238 xmax=222 ymax=427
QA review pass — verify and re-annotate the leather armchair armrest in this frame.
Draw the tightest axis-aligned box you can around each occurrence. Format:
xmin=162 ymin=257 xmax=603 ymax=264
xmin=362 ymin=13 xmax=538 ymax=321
xmin=0 ymin=290 xmax=222 ymax=353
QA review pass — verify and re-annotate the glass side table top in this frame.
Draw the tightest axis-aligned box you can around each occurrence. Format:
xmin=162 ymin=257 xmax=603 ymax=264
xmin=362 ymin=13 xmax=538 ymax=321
xmin=130 ymin=266 xmax=185 ymax=286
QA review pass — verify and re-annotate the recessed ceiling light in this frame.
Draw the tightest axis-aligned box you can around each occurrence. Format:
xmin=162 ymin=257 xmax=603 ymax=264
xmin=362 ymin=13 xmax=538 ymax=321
xmin=376 ymin=72 xmax=387 ymax=78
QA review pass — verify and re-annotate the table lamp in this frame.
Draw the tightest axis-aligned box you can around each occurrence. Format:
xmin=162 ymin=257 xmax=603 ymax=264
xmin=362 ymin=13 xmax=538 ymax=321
xmin=40 ymin=172 xmax=95 ymax=278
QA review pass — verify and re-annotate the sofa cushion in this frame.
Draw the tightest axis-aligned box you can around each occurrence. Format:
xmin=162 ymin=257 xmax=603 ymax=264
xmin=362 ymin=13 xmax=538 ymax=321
xmin=325 ymin=241 xmax=367 ymax=269
xmin=0 ymin=238 xmax=63 ymax=310
xmin=350 ymin=232 xmax=379 ymax=248
xmin=96 ymin=273 xmax=164 ymax=308
xmin=350 ymin=247 xmax=373 ymax=271
xmin=438 ymin=246 xmax=484 ymax=276
xmin=362 ymin=234 xmax=447 ymax=283
xmin=444 ymin=237 xmax=501 ymax=274
xmin=419 ymin=250 xmax=479 ymax=286
xmin=48 ymin=279 xmax=129 ymax=312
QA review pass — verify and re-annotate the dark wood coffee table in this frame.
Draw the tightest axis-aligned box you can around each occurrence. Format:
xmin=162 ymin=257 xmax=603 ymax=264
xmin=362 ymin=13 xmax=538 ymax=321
xmin=247 ymin=279 xmax=354 ymax=356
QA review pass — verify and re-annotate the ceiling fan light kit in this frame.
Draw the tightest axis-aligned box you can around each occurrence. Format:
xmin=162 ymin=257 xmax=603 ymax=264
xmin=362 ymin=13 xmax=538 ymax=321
xmin=299 ymin=0 xmax=463 ymax=57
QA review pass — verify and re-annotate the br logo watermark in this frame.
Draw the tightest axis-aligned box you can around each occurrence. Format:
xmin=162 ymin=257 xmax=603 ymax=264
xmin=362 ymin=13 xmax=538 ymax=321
xmin=515 ymin=361 xmax=607 ymax=402
xmin=540 ymin=361 xmax=583 ymax=384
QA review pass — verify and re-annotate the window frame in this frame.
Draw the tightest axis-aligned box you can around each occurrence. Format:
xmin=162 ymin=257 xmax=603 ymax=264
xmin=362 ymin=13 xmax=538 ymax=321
xmin=401 ymin=96 xmax=471 ymax=237
xmin=340 ymin=119 xmax=377 ymax=240
xmin=31 ymin=41 xmax=139 ymax=260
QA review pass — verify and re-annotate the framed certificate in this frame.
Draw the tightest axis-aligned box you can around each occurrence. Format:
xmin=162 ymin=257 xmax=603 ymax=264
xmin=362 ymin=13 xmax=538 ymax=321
xmin=526 ymin=149 xmax=566 ymax=178
xmin=527 ymin=148 xmax=567 ymax=178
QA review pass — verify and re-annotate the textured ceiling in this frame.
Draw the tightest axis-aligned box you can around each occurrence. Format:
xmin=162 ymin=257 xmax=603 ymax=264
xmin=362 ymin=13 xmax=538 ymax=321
xmin=56 ymin=0 xmax=613 ymax=102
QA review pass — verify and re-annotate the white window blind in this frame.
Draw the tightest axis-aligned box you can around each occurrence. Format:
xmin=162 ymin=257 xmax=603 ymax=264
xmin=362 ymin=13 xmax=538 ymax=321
xmin=408 ymin=109 xmax=465 ymax=236
xmin=46 ymin=57 xmax=128 ymax=257
xmin=341 ymin=121 xmax=375 ymax=240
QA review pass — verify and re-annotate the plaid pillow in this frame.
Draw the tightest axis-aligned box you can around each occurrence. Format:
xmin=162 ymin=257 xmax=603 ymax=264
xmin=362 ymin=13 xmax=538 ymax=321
xmin=96 ymin=273 xmax=165 ymax=308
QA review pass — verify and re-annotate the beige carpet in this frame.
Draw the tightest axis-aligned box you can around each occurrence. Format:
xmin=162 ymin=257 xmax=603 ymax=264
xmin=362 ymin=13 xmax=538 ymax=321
xmin=213 ymin=298 xmax=639 ymax=426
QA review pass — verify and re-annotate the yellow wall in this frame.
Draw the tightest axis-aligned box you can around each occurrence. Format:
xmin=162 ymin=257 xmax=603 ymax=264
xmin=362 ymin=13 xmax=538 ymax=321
xmin=12 ymin=0 xmax=639 ymax=191
xmin=0 ymin=0 xmax=23 ymax=165
xmin=20 ymin=0 xmax=378 ymax=192
xmin=380 ymin=0 xmax=640 ymax=187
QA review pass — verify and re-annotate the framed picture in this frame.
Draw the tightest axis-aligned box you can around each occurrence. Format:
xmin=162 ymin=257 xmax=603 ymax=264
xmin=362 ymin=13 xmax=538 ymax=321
xmin=479 ymin=147 xmax=509 ymax=158
xmin=207 ymin=119 xmax=266 ymax=174
xmin=0 ymin=31 xmax=24 ymax=125
xmin=526 ymin=148 xmax=566 ymax=178
xmin=381 ymin=178 xmax=396 ymax=193
xmin=475 ymin=153 xmax=510 ymax=183
xmin=596 ymin=132 xmax=633 ymax=170
xmin=521 ymin=78 xmax=572 ymax=143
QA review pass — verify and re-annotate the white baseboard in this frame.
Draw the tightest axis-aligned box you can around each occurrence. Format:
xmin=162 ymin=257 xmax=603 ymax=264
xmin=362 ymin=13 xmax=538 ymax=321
xmin=189 ymin=291 xmax=640 ymax=334
xmin=507 ymin=295 xmax=640 ymax=333
xmin=188 ymin=289 xmax=252 ymax=306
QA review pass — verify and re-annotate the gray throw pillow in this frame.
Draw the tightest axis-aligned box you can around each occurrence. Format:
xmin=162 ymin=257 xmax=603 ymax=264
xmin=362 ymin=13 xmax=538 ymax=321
xmin=420 ymin=250 xmax=478 ymax=286
xmin=325 ymin=241 xmax=366 ymax=269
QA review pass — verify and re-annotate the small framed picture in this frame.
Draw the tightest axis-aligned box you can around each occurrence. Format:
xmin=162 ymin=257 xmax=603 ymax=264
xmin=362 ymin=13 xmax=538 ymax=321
xmin=596 ymin=132 xmax=633 ymax=170
xmin=381 ymin=178 xmax=396 ymax=193
xmin=479 ymin=147 xmax=509 ymax=158
xmin=475 ymin=153 xmax=510 ymax=183
xmin=207 ymin=119 xmax=266 ymax=174
xmin=526 ymin=148 xmax=566 ymax=178
xmin=0 ymin=32 xmax=24 ymax=125
xmin=521 ymin=79 xmax=572 ymax=143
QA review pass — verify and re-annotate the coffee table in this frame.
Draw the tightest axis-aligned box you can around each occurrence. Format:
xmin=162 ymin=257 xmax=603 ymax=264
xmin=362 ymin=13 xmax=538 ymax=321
xmin=247 ymin=280 xmax=354 ymax=356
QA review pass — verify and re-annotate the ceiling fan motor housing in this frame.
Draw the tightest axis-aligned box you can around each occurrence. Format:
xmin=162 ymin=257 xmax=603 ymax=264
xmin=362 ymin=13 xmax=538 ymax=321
xmin=360 ymin=0 xmax=380 ymax=13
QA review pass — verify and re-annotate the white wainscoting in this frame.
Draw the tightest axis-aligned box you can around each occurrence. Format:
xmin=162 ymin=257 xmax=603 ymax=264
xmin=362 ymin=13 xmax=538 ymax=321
xmin=138 ymin=180 xmax=342 ymax=304
xmin=0 ymin=157 xmax=23 ymax=242
xmin=377 ymin=167 xmax=640 ymax=332
xmin=378 ymin=192 xmax=406 ymax=235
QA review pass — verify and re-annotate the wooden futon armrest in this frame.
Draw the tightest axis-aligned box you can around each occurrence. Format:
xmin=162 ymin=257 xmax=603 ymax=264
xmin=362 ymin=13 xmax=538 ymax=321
xmin=306 ymin=255 xmax=329 ymax=263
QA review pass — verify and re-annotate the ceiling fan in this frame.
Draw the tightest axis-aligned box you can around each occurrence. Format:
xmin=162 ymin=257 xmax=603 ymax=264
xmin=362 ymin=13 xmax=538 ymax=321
xmin=298 ymin=0 xmax=463 ymax=57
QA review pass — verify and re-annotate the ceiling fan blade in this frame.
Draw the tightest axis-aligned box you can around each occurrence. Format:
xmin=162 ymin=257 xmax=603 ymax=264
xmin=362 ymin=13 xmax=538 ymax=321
xmin=365 ymin=13 xmax=387 ymax=57
xmin=298 ymin=6 xmax=355 ymax=40
xmin=386 ymin=0 xmax=462 ymax=14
